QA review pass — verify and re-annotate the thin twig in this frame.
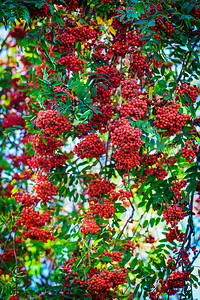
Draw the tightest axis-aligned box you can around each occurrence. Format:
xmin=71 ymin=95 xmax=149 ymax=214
xmin=0 ymin=33 xmax=9 ymax=53
xmin=114 ymin=208 xmax=134 ymax=246
xmin=162 ymin=152 xmax=176 ymax=181
xmin=3 ymin=231 xmax=12 ymax=252
xmin=104 ymin=130 xmax=110 ymax=180
xmin=0 ymin=257 xmax=12 ymax=275
xmin=13 ymin=233 xmax=18 ymax=266
xmin=175 ymin=39 xmax=199 ymax=84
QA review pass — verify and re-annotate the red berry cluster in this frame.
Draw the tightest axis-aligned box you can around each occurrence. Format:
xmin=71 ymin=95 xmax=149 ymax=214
xmin=100 ymin=0 xmax=112 ymax=3
xmin=118 ymin=96 xmax=147 ymax=119
xmin=95 ymin=66 xmax=123 ymax=88
xmin=111 ymin=118 xmax=143 ymax=170
xmin=130 ymin=53 xmax=152 ymax=78
xmin=169 ymin=180 xmax=187 ymax=201
xmin=73 ymin=26 xmax=98 ymax=43
xmin=121 ymin=78 xmax=138 ymax=100
xmin=30 ymin=134 xmax=63 ymax=156
xmin=0 ymin=249 xmax=15 ymax=261
xmin=8 ymin=295 xmax=18 ymax=300
xmin=9 ymin=91 xmax=27 ymax=112
xmin=16 ymin=207 xmax=50 ymax=228
xmin=112 ymin=189 xmax=133 ymax=207
xmin=122 ymin=240 xmax=136 ymax=254
xmin=151 ymin=17 xmax=175 ymax=40
xmin=142 ymin=2 xmax=174 ymax=40
xmin=165 ymin=226 xmax=184 ymax=242
xmin=154 ymin=101 xmax=190 ymax=136
xmin=61 ymin=257 xmax=85 ymax=287
xmin=162 ymin=204 xmax=186 ymax=225
xmin=2 ymin=112 xmax=25 ymax=129
xmin=146 ymin=166 xmax=168 ymax=181
xmin=74 ymin=122 xmax=93 ymax=138
xmin=58 ymin=0 xmax=79 ymax=11
xmin=176 ymin=83 xmax=200 ymax=106
xmin=80 ymin=218 xmax=101 ymax=235
xmin=15 ymin=192 xmax=39 ymax=206
xmin=126 ymin=30 xmax=146 ymax=49
xmin=94 ymin=85 xmax=112 ymax=105
xmin=145 ymin=234 xmax=155 ymax=244
xmin=56 ymin=32 xmax=76 ymax=52
xmin=168 ymin=156 xmax=178 ymax=166
xmin=149 ymin=268 xmax=190 ymax=299
xmin=35 ymin=110 xmax=71 ymax=136
xmin=180 ymin=140 xmax=198 ymax=163
xmin=86 ymin=177 xmax=116 ymax=201
xmin=91 ymin=104 xmax=114 ymax=133
xmin=62 ymin=257 xmax=77 ymax=278
xmin=164 ymin=271 xmax=190 ymax=294
xmin=58 ymin=55 xmax=86 ymax=72
xmin=88 ymin=269 xmax=127 ymax=299
xmin=107 ymin=40 xmax=128 ymax=58
xmin=141 ymin=152 xmax=162 ymax=166
xmin=34 ymin=171 xmax=58 ymax=203
xmin=99 ymin=251 xmax=123 ymax=263
xmin=74 ymin=133 xmax=106 ymax=159
xmin=28 ymin=154 xmax=68 ymax=172
xmin=25 ymin=0 xmax=52 ymax=19
xmin=23 ymin=227 xmax=56 ymax=243
xmin=89 ymin=199 xmax=116 ymax=219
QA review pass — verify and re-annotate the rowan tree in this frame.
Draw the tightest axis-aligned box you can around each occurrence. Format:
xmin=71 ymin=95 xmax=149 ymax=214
xmin=0 ymin=0 xmax=200 ymax=299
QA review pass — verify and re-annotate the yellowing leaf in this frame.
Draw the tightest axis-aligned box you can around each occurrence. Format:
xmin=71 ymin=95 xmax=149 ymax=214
xmin=149 ymin=87 xmax=154 ymax=100
xmin=1 ymin=274 xmax=11 ymax=281
xmin=11 ymin=187 xmax=18 ymax=195
xmin=108 ymin=26 xmax=116 ymax=35
xmin=36 ymin=138 xmax=40 ymax=146
xmin=108 ymin=19 xmax=113 ymax=26
xmin=57 ymin=227 xmax=62 ymax=234
xmin=76 ymin=22 xmax=83 ymax=27
xmin=11 ymin=179 xmax=17 ymax=185
xmin=97 ymin=17 xmax=103 ymax=25
xmin=71 ymin=87 xmax=75 ymax=94
xmin=66 ymin=14 xmax=74 ymax=19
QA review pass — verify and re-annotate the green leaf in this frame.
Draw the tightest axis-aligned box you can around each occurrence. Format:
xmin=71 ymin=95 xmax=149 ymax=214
xmin=156 ymin=139 xmax=161 ymax=151
xmin=84 ymin=266 xmax=90 ymax=274
xmin=91 ymin=85 xmax=97 ymax=98
xmin=183 ymin=91 xmax=193 ymax=104
xmin=150 ymin=139 xmax=155 ymax=151
xmin=161 ymin=64 xmax=165 ymax=76
xmin=130 ymin=258 xmax=138 ymax=269
xmin=39 ymin=131 xmax=47 ymax=145
xmin=190 ymin=105 xmax=196 ymax=118
xmin=122 ymin=252 xmax=132 ymax=265
xmin=100 ymin=256 xmax=113 ymax=262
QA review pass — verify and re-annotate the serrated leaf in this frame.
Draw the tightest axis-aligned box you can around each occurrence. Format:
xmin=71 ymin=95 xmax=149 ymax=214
xmin=108 ymin=26 xmax=116 ymax=35
xmin=100 ymin=256 xmax=113 ymax=262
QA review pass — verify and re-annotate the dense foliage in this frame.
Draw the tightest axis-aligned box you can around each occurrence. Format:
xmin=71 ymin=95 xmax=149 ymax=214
xmin=0 ymin=0 xmax=200 ymax=299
